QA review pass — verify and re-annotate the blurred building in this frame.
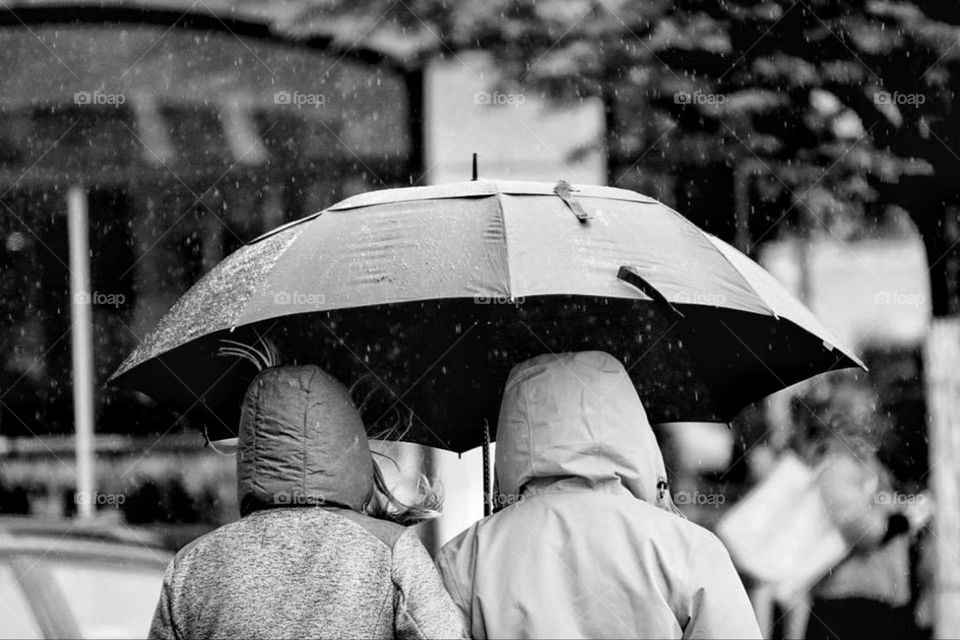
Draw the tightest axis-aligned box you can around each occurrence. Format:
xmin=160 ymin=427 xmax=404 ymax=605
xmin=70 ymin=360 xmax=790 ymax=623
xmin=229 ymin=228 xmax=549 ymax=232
xmin=0 ymin=0 xmax=428 ymax=440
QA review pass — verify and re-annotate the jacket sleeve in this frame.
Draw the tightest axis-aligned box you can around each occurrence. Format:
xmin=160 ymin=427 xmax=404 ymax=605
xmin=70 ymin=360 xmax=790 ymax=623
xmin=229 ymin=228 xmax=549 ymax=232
xmin=435 ymin=533 xmax=477 ymax=638
xmin=392 ymin=528 xmax=466 ymax=640
xmin=682 ymin=532 xmax=762 ymax=640
xmin=148 ymin=560 xmax=181 ymax=640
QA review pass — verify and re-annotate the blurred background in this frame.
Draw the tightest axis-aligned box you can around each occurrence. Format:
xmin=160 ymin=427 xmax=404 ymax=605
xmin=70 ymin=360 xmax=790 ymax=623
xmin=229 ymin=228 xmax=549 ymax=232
xmin=0 ymin=1 xmax=957 ymax=638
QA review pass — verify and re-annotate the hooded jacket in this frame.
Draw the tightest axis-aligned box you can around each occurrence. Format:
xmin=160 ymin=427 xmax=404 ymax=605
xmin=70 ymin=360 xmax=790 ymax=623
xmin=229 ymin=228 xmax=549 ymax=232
xmin=149 ymin=365 xmax=463 ymax=640
xmin=436 ymin=352 xmax=761 ymax=639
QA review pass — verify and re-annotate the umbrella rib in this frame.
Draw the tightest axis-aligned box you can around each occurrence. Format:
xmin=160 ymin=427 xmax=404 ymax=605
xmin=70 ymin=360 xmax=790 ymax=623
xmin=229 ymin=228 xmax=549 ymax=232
xmin=704 ymin=233 xmax=778 ymax=317
xmin=706 ymin=232 xmax=858 ymax=365
xmin=496 ymin=184 xmax=516 ymax=299
xmin=661 ymin=204 xmax=778 ymax=318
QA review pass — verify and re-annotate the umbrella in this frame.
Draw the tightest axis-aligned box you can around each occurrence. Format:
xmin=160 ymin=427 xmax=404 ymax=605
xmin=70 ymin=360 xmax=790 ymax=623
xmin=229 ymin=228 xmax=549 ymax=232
xmin=110 ymin=179 xmax=863 ymax=453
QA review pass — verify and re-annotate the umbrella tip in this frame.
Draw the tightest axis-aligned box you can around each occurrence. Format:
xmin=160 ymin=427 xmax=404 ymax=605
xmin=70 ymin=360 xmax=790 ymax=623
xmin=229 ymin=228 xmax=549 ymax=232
xmin=472 ymin=152 xmax=478 ymax=181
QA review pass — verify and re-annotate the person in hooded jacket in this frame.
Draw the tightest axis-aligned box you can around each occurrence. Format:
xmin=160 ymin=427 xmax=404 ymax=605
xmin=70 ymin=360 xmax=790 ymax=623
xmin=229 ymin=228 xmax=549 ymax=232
xmin=149 ymin=364 xmax=464 ymax=640
xmin=436 ymin=351 xmax=762 ymax=639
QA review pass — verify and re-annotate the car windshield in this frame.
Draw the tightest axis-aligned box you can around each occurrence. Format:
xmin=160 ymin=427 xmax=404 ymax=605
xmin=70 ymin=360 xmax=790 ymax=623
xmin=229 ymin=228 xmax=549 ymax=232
xmin=0 ymin=563 xmax=43 ymax=640
xmin=44 ymin=560 xmax=164 ymax=639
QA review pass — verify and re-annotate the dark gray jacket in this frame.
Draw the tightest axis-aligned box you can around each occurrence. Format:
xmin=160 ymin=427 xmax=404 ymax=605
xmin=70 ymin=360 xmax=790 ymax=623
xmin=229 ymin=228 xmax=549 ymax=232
xmin=149 ymin=365 xmax=463 ymax=639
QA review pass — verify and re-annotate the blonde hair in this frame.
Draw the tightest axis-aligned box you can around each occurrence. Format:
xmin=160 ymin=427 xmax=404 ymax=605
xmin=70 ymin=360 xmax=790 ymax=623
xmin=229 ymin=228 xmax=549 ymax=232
xmin=365 ymin=459 xmax=442 ymax=526
xmin=351 ymin=374 xmax=444 ymax=525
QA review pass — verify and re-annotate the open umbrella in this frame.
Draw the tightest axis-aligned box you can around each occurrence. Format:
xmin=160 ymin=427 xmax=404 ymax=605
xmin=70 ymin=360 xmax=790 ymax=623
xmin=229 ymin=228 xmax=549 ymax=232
xmin=110 ymin=179 xmax=862 ymax=453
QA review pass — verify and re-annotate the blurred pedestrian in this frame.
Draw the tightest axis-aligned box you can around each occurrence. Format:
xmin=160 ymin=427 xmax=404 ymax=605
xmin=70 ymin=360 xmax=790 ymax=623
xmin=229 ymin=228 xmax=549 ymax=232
xmin=793 ymin=382 xmax=920 ymax=640
xmin=436 ymin=351 xmax=761 ymax=639
xmin=149 ymin=364 xmax=463 ymax=639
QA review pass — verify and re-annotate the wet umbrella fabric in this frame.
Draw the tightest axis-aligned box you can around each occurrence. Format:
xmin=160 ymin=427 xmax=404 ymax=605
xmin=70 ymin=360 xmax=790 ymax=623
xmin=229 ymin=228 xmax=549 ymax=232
xmin=109 ymin=179 xmax=862 ymax=452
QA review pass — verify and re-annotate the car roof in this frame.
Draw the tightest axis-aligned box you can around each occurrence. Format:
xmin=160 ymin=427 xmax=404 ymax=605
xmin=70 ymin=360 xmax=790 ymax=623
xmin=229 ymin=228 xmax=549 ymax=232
xmin=0 ymin=517 xmax=171 ymax=565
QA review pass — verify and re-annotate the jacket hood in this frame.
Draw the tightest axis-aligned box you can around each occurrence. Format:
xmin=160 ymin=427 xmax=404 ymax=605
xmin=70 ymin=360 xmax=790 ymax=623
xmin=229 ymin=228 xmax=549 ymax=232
xmin=237 ymin=365 xmax=373 ymax=516
xmin=495 ymin=351 xmax=678 ymax=512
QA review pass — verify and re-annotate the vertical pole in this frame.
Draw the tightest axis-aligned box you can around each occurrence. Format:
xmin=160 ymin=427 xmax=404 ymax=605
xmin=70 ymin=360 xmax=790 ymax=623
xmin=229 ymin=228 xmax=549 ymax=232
xmin=67 ymin=185 xmax=96 ymax=520
xmin=406 ymin=67 xmax=426 ymax=185
xmin=925 ymin=317 xmax=960 ymax=639
xmin=482 ymin=421 xmax=491 ymax=517
xmin=602 ymin=80 xmax=618 ymax=187
xmin=733 ymin=161 xmax=752 ymax=254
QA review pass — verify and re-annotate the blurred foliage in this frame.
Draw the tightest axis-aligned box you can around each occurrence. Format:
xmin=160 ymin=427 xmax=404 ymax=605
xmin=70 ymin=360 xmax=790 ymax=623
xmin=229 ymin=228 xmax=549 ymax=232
xmin=384 ymin=0 xmax=959 ymax=311
xmin=426 ymin=1 xmax=960 ymax=245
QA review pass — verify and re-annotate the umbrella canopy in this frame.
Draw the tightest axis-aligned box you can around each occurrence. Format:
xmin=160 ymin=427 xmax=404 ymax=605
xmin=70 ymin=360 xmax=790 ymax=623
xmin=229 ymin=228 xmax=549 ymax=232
xmin=110 ymin=179 xmax=863 ymax=452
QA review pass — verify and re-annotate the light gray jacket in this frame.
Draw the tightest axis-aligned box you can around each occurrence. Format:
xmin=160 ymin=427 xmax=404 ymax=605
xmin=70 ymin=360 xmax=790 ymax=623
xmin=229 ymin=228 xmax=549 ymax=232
xmin=437 ymin=352 xmax=761 ymax=639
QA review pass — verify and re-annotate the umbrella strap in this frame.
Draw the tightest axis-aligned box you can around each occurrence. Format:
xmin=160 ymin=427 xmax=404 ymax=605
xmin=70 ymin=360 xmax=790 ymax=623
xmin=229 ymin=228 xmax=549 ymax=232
xmin=553 ymin=179 xmax=591 ymax=223
xmin=617 ymin=266 xmax=686 ymax=321
xmin=483 ymin=421 xmax=492 ymax=517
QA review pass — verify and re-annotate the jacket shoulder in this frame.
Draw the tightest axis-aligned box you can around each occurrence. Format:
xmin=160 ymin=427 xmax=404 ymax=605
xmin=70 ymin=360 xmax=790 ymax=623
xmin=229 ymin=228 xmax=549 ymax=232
xmin=438 ymin=520 xmax=480 ymax=561
xmin=170 ymin=524 xmax=230 ymax=570
xmin=678 ymin=512 xmax=732 ymax=550
xmin=636 ymin=501 xmax=730 ymax=551
xmin=331 ymin=509 xmax=407 ymax=548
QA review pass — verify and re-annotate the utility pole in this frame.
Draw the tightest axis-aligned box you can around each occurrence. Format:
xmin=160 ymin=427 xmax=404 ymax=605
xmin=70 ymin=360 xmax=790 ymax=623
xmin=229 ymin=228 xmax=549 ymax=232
xmin=920 ymin=199 xmax=960 ymax=639
xmin=927 ymin=319 xmax=960 ymax=639
xmin=67 ymin=186 xmax=96 ymax=519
